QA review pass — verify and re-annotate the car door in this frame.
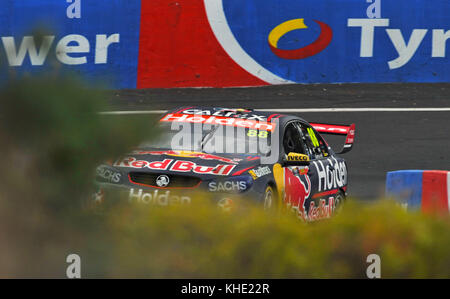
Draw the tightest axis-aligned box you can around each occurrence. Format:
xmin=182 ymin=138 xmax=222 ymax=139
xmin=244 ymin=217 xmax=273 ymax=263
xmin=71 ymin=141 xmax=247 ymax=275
xmin=297 ymin=122 xmax=342 ymax=220
xmin=280 ymin=121 xmax=317 ymax=221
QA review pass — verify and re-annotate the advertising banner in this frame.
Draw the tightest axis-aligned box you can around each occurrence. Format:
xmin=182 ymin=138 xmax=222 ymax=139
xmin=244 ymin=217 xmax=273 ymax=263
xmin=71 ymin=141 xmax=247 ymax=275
xmin=0 ymin=1 xmax=449 ymax=89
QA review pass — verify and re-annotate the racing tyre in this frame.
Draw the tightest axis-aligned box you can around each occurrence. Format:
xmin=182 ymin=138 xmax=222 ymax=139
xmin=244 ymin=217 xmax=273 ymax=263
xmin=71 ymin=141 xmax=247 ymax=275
xmin=263 ymin=185 xmax=278 ymax=211
xmin=334 ymin=190 xmax=346 ymax=213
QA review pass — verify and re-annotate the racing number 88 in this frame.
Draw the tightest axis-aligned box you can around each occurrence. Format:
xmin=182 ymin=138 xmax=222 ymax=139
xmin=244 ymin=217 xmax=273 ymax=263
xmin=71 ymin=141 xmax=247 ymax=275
xmin=247 ymin=130 xmax=268 ymax=138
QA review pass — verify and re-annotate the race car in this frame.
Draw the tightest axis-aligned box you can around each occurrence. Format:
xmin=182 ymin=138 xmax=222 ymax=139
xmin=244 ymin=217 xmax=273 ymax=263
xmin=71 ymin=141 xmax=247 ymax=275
xmin=94 ymin=107 xmax=355 ymax=221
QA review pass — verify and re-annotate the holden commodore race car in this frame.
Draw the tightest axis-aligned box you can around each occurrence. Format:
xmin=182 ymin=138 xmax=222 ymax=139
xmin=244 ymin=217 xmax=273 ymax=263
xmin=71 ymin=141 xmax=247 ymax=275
xmin=94 ymin=107 xmax=355 ymax=221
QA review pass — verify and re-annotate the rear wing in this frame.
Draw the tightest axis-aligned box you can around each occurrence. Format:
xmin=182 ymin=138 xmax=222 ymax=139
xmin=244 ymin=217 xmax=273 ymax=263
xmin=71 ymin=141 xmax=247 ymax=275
xmin=310 ymin=123 xmax=355 ymax=154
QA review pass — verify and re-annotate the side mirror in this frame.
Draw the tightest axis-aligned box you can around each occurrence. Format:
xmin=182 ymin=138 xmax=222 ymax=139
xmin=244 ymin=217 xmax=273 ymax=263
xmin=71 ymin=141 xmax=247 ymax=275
xmin=282 ymin=152 xmax=310 ymax=166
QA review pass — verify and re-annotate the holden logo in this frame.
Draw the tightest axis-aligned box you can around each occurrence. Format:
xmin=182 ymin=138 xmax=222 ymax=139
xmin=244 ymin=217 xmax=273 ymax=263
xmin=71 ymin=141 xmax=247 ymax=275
xmin=156 ymin=175 xmax=170 ymax=187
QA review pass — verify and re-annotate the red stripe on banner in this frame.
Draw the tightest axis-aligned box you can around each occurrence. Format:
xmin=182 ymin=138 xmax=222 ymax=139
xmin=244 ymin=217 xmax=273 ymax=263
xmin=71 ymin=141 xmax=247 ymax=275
xmin=137 ymin=0 xmax=266 ymax=88
xmin=422 ymin=171 xmax=449 ymax=215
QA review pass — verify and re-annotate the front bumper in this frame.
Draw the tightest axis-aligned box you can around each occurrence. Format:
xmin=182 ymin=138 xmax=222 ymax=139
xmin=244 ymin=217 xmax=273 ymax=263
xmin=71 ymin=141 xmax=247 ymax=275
xmin=92 ymin=181 xmax=263 ymax=209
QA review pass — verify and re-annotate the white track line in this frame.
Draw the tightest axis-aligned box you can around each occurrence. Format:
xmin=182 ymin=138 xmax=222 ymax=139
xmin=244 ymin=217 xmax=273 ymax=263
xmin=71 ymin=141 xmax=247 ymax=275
xmin=100 ymin=108 xmax=450 ymax=115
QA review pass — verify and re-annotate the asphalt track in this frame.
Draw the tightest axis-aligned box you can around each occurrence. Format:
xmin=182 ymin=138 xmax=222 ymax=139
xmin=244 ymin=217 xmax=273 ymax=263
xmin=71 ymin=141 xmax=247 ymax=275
xmin=111 ymin=83 xmax=450 ymax=200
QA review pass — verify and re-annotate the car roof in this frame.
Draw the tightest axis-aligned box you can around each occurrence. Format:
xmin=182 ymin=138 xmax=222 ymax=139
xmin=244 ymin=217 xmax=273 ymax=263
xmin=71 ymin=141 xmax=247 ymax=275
xmin=166 ymin=107 xmax=308 ymax=124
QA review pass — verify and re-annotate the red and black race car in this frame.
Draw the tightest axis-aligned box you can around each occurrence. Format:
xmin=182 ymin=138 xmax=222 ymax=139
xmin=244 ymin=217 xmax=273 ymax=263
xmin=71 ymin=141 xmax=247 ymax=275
xmin=94 ymin=107 xmax=355 ymax=221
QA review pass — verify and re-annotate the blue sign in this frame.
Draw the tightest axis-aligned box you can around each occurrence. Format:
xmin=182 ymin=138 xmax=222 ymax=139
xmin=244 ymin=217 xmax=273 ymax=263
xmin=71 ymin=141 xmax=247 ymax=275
xmin=222 ymin=0 xmax=450 ymax=83
xmin=0 ymin=0 xmax=141 ymax=88
xmin=0 ymin=1 xmax=449 ymax=88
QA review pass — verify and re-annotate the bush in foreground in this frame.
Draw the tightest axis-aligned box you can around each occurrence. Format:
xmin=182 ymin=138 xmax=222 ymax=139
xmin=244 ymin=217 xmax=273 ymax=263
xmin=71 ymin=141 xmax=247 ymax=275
xmin=86 ymin=197 xmax=449 ymax=279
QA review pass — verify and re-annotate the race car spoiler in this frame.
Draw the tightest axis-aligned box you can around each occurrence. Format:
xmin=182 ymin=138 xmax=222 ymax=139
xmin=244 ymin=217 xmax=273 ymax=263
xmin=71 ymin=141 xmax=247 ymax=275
xmin=310 ymin=123 xmax=356 ymax=154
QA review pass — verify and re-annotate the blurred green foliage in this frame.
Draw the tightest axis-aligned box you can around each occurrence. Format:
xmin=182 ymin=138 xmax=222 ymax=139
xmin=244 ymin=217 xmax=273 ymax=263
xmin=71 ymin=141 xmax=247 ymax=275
xmin=88 ymin=198 xmax=448 ymax=279
xmin=0 ymin=74 xmax=159 ymax=277
xmin=0 ymin=74 xmax=449 ymax=278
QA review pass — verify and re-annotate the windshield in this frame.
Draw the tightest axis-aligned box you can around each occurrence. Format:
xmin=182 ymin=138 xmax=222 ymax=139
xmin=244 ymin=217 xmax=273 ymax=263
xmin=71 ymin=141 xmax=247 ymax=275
xmin=140 ymin=122 xmax=272 ymax=156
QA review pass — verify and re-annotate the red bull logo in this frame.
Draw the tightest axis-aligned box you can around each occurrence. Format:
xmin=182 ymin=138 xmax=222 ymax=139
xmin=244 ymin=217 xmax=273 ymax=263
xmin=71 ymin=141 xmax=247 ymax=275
xmin=284 ymin=167 xmax=311 ymax=221
xmin=284 ymin=166 xmax=336 ymax=221
xmin=114 ymin=157 xmax=236 ymax=176
xmin=133 ymin=150 xmax=239 ymax=165
xmin=268 ymin=18 xmax=333 ymax=60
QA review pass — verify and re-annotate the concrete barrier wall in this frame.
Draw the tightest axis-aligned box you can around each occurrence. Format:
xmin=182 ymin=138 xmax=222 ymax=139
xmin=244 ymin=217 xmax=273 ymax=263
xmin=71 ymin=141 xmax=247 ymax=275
xmin=0 ymin=0 xmax=449 ymax=89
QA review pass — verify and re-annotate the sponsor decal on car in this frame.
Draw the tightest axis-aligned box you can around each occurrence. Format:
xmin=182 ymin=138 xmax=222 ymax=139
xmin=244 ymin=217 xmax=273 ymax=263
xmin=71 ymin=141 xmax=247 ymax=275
xmin=307 ymin=198 xmax=335 ymax=221
xmin=160 ymin=113 xmax=276 ymax=132
xmin=114 ymin=157 xmax=172 ymax=170
xmin=180 ymin=109 xmax=268 ymax=121
xmin=128 ymin=188 xmax=191 ymax=206
xmin=248 ymin=166 xmax=272 ymax=180
xmin=284 ymin=166 xmax=337 ymax=222
xmin=114 ymin=157 xmax=235 ymax=176
xmin=208 ymin=181 xmax=247 ymax=192
xmin=284 ymin=166 xmax=312 ymax=221
xmin=312 ymin=158 xmax=347 ymax=192
xmin=96 ymin=166 xmax=122 ymax=183
xmin=286 ymin=153 xmax=310 ymax=162
xmin=130 ymin=150 xmax=239 ymax=164
xmin=170 ymin=160 xmax=236 ymax=176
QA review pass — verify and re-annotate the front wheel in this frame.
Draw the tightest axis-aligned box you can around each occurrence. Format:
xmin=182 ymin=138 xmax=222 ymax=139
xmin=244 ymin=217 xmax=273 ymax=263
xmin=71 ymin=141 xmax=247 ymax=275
xmin=263 ymin=185 xmax=279 ymax=211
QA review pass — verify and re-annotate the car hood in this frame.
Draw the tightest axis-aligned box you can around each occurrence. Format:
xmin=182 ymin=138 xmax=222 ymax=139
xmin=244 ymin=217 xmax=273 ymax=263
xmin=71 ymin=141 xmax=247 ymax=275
xmin=109 ymin=149 xmax=262 ymax=180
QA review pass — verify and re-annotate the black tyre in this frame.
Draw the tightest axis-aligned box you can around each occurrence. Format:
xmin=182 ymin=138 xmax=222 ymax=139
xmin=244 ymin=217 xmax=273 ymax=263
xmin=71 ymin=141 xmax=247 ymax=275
xmin=263 ymin=185 xmax=280 ymax=212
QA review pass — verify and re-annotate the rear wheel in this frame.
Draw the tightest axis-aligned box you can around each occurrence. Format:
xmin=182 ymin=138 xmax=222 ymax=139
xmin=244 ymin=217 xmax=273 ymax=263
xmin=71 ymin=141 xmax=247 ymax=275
xmin=334 ymin=190 xmax=346 ymax=213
